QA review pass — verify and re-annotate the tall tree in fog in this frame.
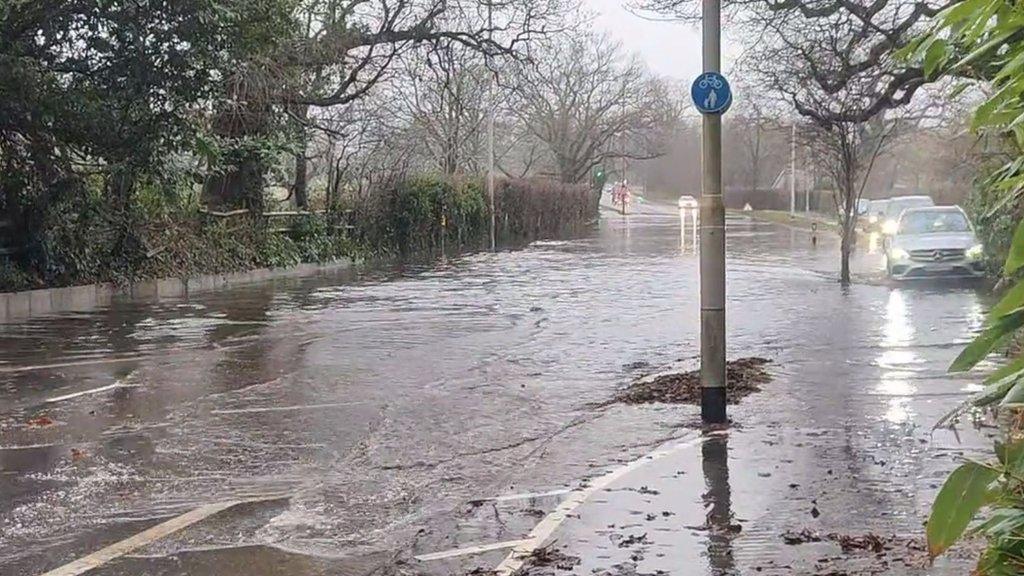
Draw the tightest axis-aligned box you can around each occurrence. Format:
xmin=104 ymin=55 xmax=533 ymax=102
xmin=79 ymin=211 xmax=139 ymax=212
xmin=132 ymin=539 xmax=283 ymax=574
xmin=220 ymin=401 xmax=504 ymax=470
xmin=512 ymin=33 xmax=677 ymax=184
xmin=727 ymin=95 xmax=783 ymax=193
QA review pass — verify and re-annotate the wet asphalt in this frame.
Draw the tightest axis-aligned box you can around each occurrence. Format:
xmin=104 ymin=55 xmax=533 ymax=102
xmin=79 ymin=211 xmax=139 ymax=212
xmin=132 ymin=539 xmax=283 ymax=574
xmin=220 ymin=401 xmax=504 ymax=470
xmin=0 ymin=201 xmax=994 ymax=576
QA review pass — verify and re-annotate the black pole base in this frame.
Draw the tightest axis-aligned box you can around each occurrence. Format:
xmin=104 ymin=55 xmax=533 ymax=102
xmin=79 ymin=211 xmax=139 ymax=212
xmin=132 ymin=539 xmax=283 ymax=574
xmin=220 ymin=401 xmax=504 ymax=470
xmin=701 ymin=387 xmax=727 ymax=424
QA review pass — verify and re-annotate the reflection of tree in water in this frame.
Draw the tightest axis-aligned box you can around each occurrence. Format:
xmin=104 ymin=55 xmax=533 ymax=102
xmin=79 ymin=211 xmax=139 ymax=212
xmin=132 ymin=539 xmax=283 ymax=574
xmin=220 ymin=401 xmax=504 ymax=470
xmin=702 ymin=434 xmax=738 ymax=575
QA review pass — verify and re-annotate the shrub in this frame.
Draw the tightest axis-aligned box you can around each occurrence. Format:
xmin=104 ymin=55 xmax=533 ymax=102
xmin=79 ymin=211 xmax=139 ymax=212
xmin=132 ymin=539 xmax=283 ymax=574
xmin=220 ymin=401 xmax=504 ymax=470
xmin=345 ymin=174 xmax=594 ymax=254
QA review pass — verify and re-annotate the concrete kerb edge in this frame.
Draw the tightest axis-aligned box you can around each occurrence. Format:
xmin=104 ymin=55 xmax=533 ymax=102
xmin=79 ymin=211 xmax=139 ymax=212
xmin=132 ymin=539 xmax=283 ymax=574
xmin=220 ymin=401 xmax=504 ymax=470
xmin=0 ymin=258 xmax=354 ymax=323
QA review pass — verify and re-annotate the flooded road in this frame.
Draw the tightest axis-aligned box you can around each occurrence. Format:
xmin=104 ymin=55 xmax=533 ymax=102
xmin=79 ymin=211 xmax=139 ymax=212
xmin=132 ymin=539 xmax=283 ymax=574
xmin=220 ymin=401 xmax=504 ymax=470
xmin=0 ymin=204 xmax=993 ymax=575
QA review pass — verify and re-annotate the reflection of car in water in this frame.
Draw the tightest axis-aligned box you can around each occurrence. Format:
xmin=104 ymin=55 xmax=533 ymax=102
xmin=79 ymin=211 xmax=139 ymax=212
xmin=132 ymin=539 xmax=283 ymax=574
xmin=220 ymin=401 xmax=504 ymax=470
xmin=884 ymin=206 xmax=985 ymax=280
xmin=880 ymin=195 xmax=935 ymax=235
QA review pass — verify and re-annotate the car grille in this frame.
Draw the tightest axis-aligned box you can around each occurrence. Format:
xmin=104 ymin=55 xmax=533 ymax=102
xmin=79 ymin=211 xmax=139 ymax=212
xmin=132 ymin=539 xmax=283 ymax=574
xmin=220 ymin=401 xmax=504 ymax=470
xmin=909 ymin=248 xmax=965 ymax=262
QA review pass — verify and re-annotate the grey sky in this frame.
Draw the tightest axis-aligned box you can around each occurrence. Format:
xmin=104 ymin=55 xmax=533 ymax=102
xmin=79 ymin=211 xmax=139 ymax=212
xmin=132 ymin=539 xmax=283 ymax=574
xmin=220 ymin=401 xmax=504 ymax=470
xmin=586 ymin=0 xmax=740 ymax=82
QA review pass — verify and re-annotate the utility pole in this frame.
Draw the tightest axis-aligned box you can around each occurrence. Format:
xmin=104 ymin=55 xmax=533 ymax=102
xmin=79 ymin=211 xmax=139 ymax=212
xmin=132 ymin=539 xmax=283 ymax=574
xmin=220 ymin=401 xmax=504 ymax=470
xmin=486 ymin=2 xmax=496 ymax=251
xmin=790 ymin=123 xmax=796 ymax=215
xmin=699 ymin=0 xmax=727 ymax=424
xmin=807 ymin=160 xmax=814 ymax=212
xmin=805 ymin=151 xmax=811 ymax=213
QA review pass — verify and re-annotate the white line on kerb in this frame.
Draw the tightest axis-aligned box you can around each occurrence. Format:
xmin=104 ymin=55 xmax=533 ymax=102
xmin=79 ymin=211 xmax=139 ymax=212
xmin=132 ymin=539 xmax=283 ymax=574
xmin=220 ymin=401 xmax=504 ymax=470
xmin=0 ymin=356 xmax=144 ymax=374
xmin=493 ymin=431 xmax=721 ymax=576
xmin=37 ymin=500 xmax=241 ymax=576
xmin=46 ymin=382 xmax=131 ymax=403
xmin=414 ymin=539 xmax=531 ymax=562
xmin=475 ymin=489 xmax=573 ymax=503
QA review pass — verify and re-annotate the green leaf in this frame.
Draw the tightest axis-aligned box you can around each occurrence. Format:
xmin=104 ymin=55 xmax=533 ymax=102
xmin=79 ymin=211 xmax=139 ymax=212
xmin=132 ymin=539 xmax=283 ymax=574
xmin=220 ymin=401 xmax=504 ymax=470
xmin=950 ymin=309 xmax=1024 ymax=372
xmin=1001 ymin=379 xmax=1024 ymax=406
xmin=952 ymin=28 xmax=1018 ymax=72
xmin=995 ymin=439 xmax=1024 ymax=472
xmin=995 ymin=48 xmax=1024 ymax=82
xmin=948 ymin=81 xmax=974 ymax=100
xmin=941 ymin=0 xmax=994 ymax=27
xmin=982 ymin=185 xmax=1024 ymax=222
xmin=983 ymin=355 xmax=1024 ymax=385
xmin=936 ymin=371 xmax=1023 ymax=429
xmin=1005 ymin=218 xmax=1024 ymax=275
xmin=991 ymin=282 xmax=1024 ymax=320
xmin=978 ymin=371 xmax=1024 ymax=405
xmin=924 ymin=38 xmax=949 ymax=78
xmin=927 ymin=461 xmax=1000 ymax=558
xmin=968 ymin=507 xmax=1024 ymax=538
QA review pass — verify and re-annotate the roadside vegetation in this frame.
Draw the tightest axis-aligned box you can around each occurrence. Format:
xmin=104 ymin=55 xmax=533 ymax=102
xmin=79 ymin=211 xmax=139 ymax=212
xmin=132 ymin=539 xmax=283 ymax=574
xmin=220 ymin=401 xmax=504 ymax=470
xmin=0 ymin=2 xmax=675 ymax=293
xmin=890 ymin=0 xmax=1024 ymax=571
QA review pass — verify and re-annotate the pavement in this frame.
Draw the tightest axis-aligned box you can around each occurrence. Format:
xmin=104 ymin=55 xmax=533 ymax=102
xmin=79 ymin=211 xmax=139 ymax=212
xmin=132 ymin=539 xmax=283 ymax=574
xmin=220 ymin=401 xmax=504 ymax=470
xmin=0 ymin=201 xmax=995 ymax=576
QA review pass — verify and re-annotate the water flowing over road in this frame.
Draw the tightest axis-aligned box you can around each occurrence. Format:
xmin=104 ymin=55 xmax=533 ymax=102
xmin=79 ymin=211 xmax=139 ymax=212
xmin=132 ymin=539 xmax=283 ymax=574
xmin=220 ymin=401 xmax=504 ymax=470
xmin=0 ymin=202 xmax=993 ymax=575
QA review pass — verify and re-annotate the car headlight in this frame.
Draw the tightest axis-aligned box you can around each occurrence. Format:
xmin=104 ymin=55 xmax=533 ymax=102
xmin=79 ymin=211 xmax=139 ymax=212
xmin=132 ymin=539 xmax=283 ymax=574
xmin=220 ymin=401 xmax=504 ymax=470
xmin=966 ymin=244 xmax=984 ymax=260
xmin=882 ymin=220 xmax=899 ymax=235
xmin=890 ymin=248 xmax=910 ymax=261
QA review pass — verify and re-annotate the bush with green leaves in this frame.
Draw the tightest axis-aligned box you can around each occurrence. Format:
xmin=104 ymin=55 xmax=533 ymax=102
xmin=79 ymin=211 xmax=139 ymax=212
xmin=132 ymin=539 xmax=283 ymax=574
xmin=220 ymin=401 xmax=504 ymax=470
xmin=346 ymin=175 xmax=593 ymax=255
xmin=908 ymin=0 xmax=1024 ymax=571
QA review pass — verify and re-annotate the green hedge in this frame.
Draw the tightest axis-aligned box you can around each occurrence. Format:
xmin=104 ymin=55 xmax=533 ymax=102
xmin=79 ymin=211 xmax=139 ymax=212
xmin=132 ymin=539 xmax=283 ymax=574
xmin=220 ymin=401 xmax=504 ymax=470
xmin=347 ymin=175 xmax=594 ymax=254
xmin=0 ymin=175 xmax=595 ymax=292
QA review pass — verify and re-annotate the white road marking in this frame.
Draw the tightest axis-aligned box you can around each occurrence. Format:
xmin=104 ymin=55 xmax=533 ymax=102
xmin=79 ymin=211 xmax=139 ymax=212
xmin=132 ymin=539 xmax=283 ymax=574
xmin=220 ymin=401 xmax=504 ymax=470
xmin=493 ymin=431 xmax=721 ymax=575
xmin=46 ymin=382 xmax=132 ymax=403
xmin=211 ymin=402 xmax=366 ymax=415
xmin=37 ymin=500 xmax=242 ymax=576
xmin=0 ymin=356 xmax=145 ymax=374
xmin=414 ymin=539 xmax=531 ymax=562
xmin=474 ymin=489 xmax=573 ymax=504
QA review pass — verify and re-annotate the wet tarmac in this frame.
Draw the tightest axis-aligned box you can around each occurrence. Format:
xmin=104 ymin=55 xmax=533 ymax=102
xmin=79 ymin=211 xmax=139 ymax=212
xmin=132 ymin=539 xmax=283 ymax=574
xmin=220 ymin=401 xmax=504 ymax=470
xmin=0 ymin=202 xmax=994 ymax=575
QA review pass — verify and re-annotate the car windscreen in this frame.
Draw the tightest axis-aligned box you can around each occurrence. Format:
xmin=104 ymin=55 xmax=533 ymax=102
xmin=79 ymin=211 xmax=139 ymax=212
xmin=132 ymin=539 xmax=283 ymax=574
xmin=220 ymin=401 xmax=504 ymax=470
xmin=898 ymin=211 xmax=970 ymax=234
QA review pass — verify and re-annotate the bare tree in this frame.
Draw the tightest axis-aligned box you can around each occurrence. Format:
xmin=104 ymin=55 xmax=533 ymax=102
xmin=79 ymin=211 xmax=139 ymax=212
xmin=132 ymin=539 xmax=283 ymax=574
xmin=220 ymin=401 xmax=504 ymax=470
xmin=633 ymin=0 xmax=948 ymax=126
xmin=511 ymin=33 xmax=678 ymax=185
xmin=725 ymin=96 xmax=784 ymax=193
xmin=205 ymin=0 xmax=570 ymax=209
xmin=721 ymin=0 xmax=948 ymax=283
xmin=395 ymin=44 xmax=490 ymax=175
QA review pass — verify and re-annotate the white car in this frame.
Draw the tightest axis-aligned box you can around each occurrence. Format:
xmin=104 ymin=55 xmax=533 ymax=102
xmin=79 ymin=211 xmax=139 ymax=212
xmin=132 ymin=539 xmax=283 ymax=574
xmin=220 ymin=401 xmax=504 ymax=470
xmin=678 ymin=195 xmax=698 ymax=209
xmin=880 ymin=195 xmax=935 ymax=235
xmin=885 ymin=206 xmax=985 ymax=280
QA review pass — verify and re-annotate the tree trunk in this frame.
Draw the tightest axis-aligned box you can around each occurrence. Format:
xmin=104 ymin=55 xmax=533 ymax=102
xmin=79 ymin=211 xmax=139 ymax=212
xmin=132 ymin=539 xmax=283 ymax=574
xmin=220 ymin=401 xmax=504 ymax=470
xmin=840 ymin=222 xmax=853 ymax=285
xmin=292 ymin=104 xmax=310 ymax=210
xmin=294 ymin=151 xmax=308 ymax=210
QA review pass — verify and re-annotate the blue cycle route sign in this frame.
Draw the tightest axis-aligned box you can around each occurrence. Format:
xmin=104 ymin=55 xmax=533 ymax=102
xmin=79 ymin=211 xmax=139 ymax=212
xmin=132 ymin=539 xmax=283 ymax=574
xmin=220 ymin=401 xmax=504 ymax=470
xmin=691 ymin=72 xmax=732 ymax=115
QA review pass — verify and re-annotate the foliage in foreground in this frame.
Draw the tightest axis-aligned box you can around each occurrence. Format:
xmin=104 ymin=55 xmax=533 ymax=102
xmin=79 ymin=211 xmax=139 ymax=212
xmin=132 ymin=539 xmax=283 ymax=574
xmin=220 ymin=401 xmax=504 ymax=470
xmin=912 ymin=0 xmax=1024 ymax=571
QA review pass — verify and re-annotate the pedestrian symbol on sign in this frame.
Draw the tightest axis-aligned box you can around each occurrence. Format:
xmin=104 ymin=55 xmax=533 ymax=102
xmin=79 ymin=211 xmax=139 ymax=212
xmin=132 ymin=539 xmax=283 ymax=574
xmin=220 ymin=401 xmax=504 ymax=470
xmin=705 ymin=90 xmax=717 ymax=110
xmin=691 ymin=72 xmax=732 ymax=115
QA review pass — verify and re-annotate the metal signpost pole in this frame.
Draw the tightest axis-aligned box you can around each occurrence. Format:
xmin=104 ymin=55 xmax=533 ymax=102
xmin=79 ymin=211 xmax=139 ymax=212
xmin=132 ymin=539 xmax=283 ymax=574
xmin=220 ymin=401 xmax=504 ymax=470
xmin=486 ymin=1 xmax=496 ymax=251
xmin=699 ymin=0 xmax=727 ymax=424
xmin=790 ymin=123 xmax=797 ymax=215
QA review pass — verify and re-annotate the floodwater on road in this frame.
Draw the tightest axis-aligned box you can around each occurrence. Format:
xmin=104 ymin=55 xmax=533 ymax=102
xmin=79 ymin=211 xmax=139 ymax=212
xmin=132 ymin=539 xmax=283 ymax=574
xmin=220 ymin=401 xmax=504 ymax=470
xmin=0 ymin=203 xmax=994 ymax=576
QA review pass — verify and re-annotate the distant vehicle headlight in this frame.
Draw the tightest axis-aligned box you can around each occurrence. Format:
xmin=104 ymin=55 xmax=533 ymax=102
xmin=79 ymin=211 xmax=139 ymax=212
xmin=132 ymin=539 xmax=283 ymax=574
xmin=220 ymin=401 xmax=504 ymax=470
xmin=966 ymin=244 xmax=984 ymax=260
xmin=882 ymin=220 xmax=899 ymax=235
xmin=890 ymin=247 xmax=910 ymax=261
